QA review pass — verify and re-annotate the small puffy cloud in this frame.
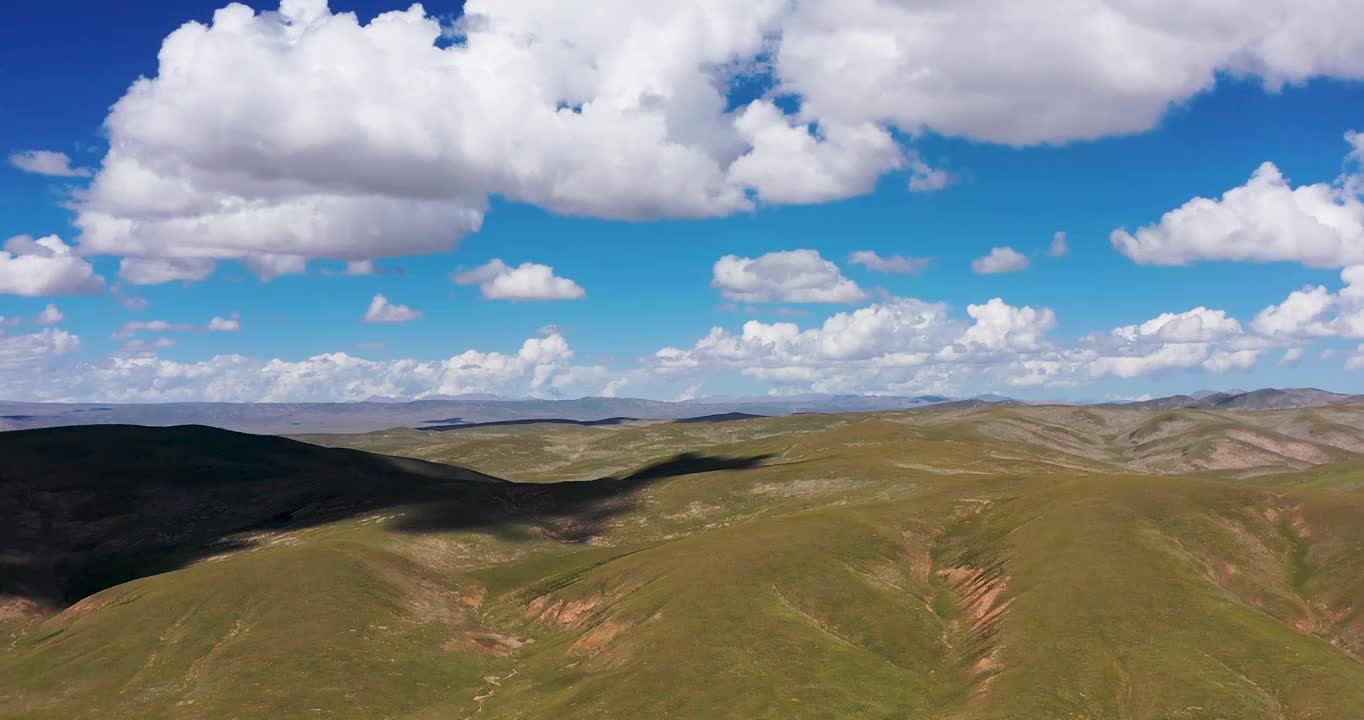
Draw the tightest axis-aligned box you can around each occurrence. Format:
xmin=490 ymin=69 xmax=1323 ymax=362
xmin=114 ymin=320 xmax=195 ymax=338
xmin=113 ymin=287 xmax=150 ymax=312
xmin=1279 ymin=347 xmax=1306 ymax=367
xmin=33 ymin=304 xmax=64 ymax=326
xmin=117 ymin=337 xmax=177 ymax=358
xmin=906 ymin=153 xmax=953 ymax=193
xmin=1347 ymin=345 xmax=1364 ymax=371
xmin=1048 ymin=232 xmax=1069 ymax=257
xmin=321 ymin=259 xmax=401 ymax=277
xmin=115 ymin=312 xmax=240 ymax=338
xmin=712 ymin=250 xmax=867 ymax=304
xmin=207 ymin=312 xmax=242 ymax=332
xmin=8 ymin=150 xmax=91 ymax=177
xmin=0 ymin=235 xmax=106 ymax=297
xmin=600 ymin=377 xmax=629 ymax=398
xmin=971 ymin=246 xmax=1029 ymax=275
xmin=119 ymin=257 xmax=217 ymax=285
xmin=242 ymin=253 xmax=309 ymax=281
xmin=363 ymin=295 xmax=423 ymax=324
xmin=343 ymin=260 xmax=378 ymax=276
xmin=321 ymin=260 xmax=402 ymax=277
xmin=1113 ymin=153 xmax=1364 ymax=268
xmin=677 ymin=383 xmax=704 ymax=402
xmin=453 ymin=259 xmax=586 ymax=301
xmin=849 ymin=251 xmax=932 ymax=275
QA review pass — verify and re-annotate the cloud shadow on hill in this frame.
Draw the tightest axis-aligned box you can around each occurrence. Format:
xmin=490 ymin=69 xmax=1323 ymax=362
xmin=0 ymin=425 xmax=772 ymax=608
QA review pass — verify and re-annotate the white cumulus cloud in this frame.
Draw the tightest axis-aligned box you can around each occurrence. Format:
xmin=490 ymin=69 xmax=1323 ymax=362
xmin=33 ymin=304 xmax=65 ymax=326
xmin=0 ymin=328 xmax=80 ymax=374
xmin=453 ymin=260 xmax=586 ymax=301
xmin=0 ymin=331 xmax=609 ymax=403
xmin=1114 ymin=139 xmax=1364 ymax=268
xmin=1049 ymin=232 xmax=1069 ymax=257
xmin=62 ymin=0 xmax=1364 ymax=274
xmin=713 ymin=250 xmax=866 ymax=304
xmin=363 ymin=294 xmax=423 ymax=324
xmin=0 ymin=235 xmax=106 ymax=297
xmin=971 ymin=247 xmax=1030 ymax=275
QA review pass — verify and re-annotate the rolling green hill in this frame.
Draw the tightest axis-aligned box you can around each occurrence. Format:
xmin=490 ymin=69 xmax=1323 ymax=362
xmin=5 ymin=406 xmax=1364 ymax=718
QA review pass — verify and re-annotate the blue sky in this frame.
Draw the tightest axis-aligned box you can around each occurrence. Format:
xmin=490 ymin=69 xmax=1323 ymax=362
xmin=3 ymin=1 xmax=1364 ymax=402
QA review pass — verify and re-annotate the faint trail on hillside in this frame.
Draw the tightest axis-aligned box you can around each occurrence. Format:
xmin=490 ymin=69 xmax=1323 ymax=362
xmin=467 ymin=667 xmax=518 ymax=717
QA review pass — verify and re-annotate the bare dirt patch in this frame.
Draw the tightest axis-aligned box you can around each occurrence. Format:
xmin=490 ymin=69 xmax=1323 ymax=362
xmin=526 ymin=594 xmax=605 ymax=627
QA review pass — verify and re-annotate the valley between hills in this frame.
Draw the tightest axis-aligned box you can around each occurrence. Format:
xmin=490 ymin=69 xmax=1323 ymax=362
xmin=6 ymin=402 xmax=1364 ymax=718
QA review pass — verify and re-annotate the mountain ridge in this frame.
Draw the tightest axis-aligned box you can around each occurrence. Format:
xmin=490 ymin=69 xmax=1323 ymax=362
xmin=1 ymin=387 xmax=1359 ymax=435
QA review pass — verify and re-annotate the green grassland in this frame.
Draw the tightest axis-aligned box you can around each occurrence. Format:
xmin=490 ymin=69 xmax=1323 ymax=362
xmin=5 ymin=404 xmax=1364 ymax=718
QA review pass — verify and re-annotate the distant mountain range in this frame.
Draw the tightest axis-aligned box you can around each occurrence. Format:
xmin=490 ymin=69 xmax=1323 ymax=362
xmin=0 ymin=388 xmax=1358 ymax=435
xmin=0 ymin=394 xmax=955 ymax=435
xmin=1098 ymin=388 xmax=1363 ymax=411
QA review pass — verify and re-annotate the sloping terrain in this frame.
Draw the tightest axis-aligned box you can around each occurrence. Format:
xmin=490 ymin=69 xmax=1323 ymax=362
xmin=5 ymin=407 xmax=1364 ymax=718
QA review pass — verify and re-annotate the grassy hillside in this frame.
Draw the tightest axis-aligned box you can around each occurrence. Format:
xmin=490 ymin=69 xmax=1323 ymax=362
xmin=5 ymin=407 xmax=1364 ymax=718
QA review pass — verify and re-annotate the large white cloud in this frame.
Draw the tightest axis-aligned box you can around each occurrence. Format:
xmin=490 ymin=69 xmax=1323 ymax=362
xmin=0 ymin=235 xmax=106 ymax=297
xmin=777 ymin=0 xmax=1364 ymax=146
xmin=1114 ymin=140 xmax=1364 ymax=267
xmin=65 ymin=1 xmax=1364 ymax=271
xmin=712 ymin=250 xmax=866 ymax=304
